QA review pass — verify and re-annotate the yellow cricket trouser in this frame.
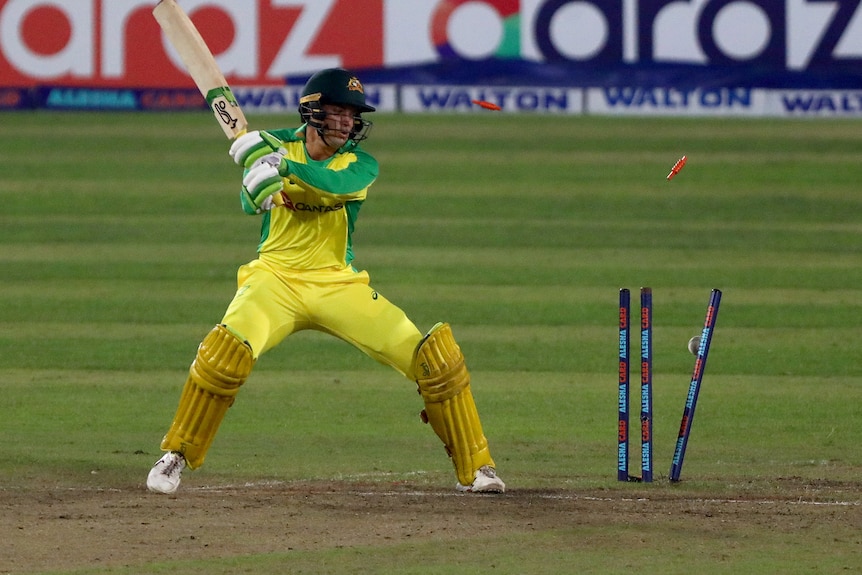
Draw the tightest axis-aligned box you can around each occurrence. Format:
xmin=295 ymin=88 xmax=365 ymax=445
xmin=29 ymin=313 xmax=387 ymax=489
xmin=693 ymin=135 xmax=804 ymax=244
xmin=220 ymin=259 xmax=422 ymax=376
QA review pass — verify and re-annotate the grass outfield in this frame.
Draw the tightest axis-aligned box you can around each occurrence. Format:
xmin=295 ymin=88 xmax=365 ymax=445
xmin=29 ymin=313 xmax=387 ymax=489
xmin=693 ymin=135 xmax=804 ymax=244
xmin=1 ymin=111 xmax=861 ymax=574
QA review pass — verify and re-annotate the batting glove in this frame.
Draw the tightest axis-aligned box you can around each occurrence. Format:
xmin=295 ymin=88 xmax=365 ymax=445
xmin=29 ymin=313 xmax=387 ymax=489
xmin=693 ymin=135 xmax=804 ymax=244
xmin=229 ymin=130 xmax=282 ymax=168
xmin=241 ymin=153 xmax=290 ymax=211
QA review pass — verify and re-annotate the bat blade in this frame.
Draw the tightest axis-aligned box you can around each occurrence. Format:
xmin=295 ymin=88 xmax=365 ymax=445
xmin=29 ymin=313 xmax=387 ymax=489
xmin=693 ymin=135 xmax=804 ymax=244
xmin=153 ymin=0 xmax=247 ymax=139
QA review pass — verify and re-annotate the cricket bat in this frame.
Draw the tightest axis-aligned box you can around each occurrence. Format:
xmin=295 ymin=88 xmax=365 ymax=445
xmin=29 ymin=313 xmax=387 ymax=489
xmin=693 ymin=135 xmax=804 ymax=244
xmin=153 ymin=0 xmax=248 ymax=139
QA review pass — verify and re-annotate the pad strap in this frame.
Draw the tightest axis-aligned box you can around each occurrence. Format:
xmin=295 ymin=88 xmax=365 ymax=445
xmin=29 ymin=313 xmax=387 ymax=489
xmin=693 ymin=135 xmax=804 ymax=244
xmin=160 ymin=325 xmax=254 ymax=469
xmin=412 ymin=322 xmax=495 ymax=486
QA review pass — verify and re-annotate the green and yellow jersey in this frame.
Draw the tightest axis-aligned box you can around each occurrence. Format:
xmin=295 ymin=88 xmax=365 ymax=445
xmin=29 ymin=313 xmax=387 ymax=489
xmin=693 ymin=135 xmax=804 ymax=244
xmin=241 ymin=126 xmax=379 ymax=271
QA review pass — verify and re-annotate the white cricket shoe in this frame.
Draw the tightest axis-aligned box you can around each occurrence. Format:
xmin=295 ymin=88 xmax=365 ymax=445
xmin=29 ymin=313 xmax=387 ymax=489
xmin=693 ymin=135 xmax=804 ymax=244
xmin=456 ymin=465 xmax=506 ymax=493
xmin=147 ymin=451 xmax=186 ymax=494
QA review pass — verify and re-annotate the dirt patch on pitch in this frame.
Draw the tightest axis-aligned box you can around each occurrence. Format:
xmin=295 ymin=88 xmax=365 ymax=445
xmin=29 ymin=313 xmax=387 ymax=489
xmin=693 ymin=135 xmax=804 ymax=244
xmin=2 ymin=480 xmax=859 ymax=573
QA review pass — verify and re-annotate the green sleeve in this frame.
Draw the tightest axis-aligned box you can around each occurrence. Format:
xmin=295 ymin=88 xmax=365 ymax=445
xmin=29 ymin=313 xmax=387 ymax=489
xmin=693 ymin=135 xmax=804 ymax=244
xmin=287 ymin=147 xmax=379 ymax=200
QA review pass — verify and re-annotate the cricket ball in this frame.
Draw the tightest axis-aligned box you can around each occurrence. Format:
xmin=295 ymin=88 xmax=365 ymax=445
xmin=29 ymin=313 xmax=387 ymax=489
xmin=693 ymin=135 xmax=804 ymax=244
xmin=688 ymin=336 xmax=700 ymax=356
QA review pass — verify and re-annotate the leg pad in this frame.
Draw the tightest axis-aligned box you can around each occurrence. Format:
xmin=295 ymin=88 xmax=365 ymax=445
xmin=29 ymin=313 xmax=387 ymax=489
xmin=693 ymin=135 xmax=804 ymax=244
xmin=412 ymin=322 xmax=494 ymax=486
xmin=160 ymin=325 xmax=254 ymax=469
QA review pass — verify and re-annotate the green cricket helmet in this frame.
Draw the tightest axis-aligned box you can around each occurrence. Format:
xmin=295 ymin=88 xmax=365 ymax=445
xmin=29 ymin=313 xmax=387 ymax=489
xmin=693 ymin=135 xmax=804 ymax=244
xmin=299 ymin=68 xmax=374 ymax=144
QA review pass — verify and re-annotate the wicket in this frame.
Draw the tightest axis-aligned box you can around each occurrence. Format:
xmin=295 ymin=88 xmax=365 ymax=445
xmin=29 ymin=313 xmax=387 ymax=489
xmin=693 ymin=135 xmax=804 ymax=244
xmin=618 ymin=287 xmax=653 ymax=482
xmin=617 ymin=288 xmax=630 ymax=481
xmin=617 ymin=288 xmax=721 ymax=483
xmin=670 ymin=288 xmax=722 ymax=482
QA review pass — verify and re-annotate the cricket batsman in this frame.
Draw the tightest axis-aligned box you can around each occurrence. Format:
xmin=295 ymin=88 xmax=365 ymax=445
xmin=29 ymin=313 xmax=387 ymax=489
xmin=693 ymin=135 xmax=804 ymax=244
xmin=146 ymin=68 xmax=505 ymax=494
